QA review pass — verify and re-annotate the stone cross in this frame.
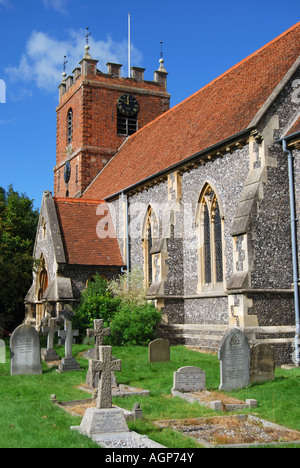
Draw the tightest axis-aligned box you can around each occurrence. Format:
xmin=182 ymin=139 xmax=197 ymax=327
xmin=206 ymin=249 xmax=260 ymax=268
xmin=57 ymin=320 xmax=81 ymax=373
xmin=87 ymin=319 xmax=111 ymax=360
xmin=58 ymin=320 xmax=79 ymax=360
xmin=42 ymin=318 xmax=60 ymax=350
xmin=41 ymin=318 xmax=60 ymax=362
xmin=89 ymin=346 xmax=121 ymax=409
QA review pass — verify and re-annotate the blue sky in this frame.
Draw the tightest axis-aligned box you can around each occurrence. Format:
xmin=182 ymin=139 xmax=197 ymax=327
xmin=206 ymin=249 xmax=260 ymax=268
xmin=0 ymin=0 xmax=298 ymax=209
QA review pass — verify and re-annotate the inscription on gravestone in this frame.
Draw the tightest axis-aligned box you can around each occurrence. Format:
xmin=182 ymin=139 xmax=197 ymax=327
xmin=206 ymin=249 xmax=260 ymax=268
xmin=218 ymin=328 xmax=250 ymax=391
xmin=10 ymin=323 xmax=42 ymax=375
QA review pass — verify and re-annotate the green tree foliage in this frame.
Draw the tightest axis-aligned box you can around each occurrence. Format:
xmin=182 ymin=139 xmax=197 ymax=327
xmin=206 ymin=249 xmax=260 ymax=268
xmin=110 ymin=302 xmax=162 ymax=346
xmin=0 ymin=186 xmax=39 ymax=330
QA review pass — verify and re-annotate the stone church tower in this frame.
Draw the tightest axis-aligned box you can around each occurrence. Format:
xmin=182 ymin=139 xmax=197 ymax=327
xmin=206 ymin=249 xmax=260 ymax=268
xmin=25 ymin=42 xmax=171 ymax=329
xmin=54 ymin=43 xmax=170 ymax=198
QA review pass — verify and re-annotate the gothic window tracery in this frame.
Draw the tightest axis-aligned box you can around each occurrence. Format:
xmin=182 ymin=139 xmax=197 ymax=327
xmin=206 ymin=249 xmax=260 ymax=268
xmin=198 ymin=184 xmax=224 ymax=291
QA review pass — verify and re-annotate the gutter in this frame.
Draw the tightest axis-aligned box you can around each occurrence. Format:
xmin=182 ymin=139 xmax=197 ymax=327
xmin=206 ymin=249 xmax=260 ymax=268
xmin=281 ymin=137 xmax=300 ymax=366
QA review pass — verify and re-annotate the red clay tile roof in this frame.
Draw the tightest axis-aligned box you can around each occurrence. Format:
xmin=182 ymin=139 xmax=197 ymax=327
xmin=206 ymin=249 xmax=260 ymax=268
xmin=286 ymin=116 xmax=300 ymax=136
xmin=54 ymin=198 xmax=124 ymax=266
xmin=83 ymin=22 xmax=300 ymax=200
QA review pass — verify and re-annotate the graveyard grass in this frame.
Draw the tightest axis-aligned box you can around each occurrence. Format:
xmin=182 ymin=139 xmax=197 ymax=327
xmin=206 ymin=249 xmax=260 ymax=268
xmin=0 ymin=341 xmax=300 ymax=448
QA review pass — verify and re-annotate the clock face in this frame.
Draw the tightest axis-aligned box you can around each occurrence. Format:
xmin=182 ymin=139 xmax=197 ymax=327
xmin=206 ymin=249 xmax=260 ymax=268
xmin=64 ymin=161 xmax=71 ymax=184
xmin=117 ymin=94 xmax=139 ymax=117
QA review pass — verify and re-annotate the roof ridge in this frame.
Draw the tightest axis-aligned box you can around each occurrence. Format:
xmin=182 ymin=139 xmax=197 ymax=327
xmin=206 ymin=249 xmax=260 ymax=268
xmin=125 ymin=21 xmax=300 ymax=141
xmin=82 ymin=21 xmax=300 ymax=201
xmin=54 ymin=197 xmax=105 ymax=204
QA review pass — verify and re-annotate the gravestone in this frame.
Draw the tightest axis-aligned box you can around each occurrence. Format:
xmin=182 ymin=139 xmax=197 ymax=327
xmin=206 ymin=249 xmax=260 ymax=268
xmin=71 ymin=345 xmax=164 ymax=448
xmin=72 ymin=345 xmax=125 ymax=436
xmin=41 ymin=318 xmax=60 ymax=362
xmin=148 ymin=338 xmax=170 ymax=363
xmin=57 ymin=320 xmax=81 ymax=372
xmin=218 ymin=328 xmax=250 ymax=391
xmin=86 ymin=319 xmax=111 ymax=388
xmin=250 ymin=343 xmax=275 ymax=383
xmin=172 ymin=366 xmax=206 ymax=393
xmin=89 ymin=346 xmax=122 ymax=409
xmin=10 ymin=323 xmax=42 ymax=375
xmin=0 ymin=339 xmax=5 ymax=363
xmin=87 ymin=319 xmax=111 ymax=359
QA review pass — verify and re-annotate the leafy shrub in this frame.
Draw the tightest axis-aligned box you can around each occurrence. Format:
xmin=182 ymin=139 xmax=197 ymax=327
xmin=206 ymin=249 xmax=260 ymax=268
xmin=72 ymin=270 xmax=162 ymax=346
xmin=109 ymin=267 xmax=147 ymax=306
xmin=72 ymin=275 xmax=120 ymax=340
xmin=110 ymin=302 xmax=162 ymax=346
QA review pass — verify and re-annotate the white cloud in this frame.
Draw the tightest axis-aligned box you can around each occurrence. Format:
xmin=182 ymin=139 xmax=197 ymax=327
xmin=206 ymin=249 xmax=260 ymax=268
xmin=5 ymin=29 xmax=143 ymax=93
xmin=0 ymin=0 xmax=11 ymax=7
xmin=42 ymin=0 xmax=68 ymax=13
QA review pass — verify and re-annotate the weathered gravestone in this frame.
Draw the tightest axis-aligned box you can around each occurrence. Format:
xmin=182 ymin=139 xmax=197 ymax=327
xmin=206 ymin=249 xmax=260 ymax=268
xmin=57 ymin=320 xmax=81 ymax=372
xmin=148 ymin=338 xmax=170 ymax=363
xmin=218 ymin=328 xmax=250 ymax=391
xmin=89 ymin=346 xmax=122 ymax=409
xmin=71 ymin=345 xmax=164 ymax=448
xmin=72 ymin=345 xmax=126 ymax=436
xmin=41 ymin=318 xmax=60 ymax=362
xmin=86 ymin=319 xmax=111 ymax=388
xmin=0 ymin=339 xmax=5 ymax=363
xmin=250 ymin=343 xmax=275 ymax=384
xmin=172 ymin=366 xmax=206 ymax=393
xmin=10 ymin=323 xmax=42 ymax=375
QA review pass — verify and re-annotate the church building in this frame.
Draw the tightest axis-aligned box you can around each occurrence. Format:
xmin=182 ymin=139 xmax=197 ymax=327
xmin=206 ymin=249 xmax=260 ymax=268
xmin=25 ymin=22 xmax=300 ymax=365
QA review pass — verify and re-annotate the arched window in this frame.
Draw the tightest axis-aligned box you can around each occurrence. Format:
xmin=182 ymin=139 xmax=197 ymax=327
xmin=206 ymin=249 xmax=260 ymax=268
xmin=67 ymin=108 xmax=73 ymax=144
xmin=198 ymin=184 xmax=224 ymax=291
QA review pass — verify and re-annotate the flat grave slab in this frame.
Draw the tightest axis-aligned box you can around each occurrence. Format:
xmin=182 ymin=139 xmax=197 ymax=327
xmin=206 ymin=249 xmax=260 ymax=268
xmin=155 ymin=414 xmax=300 ymax=448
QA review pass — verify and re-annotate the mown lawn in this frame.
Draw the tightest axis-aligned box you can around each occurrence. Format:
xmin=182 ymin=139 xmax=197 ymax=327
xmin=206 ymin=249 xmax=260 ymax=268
xmin=0 ymin=342 xmax=299 ymax=448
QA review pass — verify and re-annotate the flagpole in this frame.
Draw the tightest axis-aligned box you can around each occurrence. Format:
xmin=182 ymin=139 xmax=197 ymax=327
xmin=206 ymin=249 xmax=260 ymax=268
xmin=128 ymin=13 xmax=131 ymax=77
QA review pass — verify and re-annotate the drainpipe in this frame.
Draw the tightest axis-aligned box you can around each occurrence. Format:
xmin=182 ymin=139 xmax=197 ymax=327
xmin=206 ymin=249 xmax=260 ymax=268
xmin=121 ymin=192 xmax=130 ymax=280
xmin=282 ymin=138 xmax=300 ymax=366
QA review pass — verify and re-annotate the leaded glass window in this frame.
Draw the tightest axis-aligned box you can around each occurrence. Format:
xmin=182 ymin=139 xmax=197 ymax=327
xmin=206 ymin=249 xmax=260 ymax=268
xmin=199 ymin=185 xmax=224 ymax=288
xmin=147 ymin=218 xmax=153 ymax=286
